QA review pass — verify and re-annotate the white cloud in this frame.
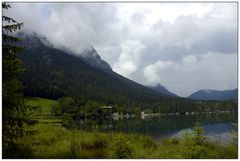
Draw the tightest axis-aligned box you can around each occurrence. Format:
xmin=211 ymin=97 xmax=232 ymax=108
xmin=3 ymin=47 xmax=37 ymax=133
xmin=143 ymin=53 xmax=237 ymax=97
xmin=5 ymin=2 xmax=237 ymax=96
xmin=113 ymin=39 xmax=146 ymax=77
xmin=144 ymin=60 xmax=174 ymax=85
xmin=117 ymin=3 xmax=215 ymax=25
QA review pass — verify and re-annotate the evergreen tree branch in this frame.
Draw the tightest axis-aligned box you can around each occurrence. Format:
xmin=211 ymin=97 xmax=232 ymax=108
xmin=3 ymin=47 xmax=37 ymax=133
xmin=3 ymin=23 xmax=24 ymax=33
xmin=2 ymin=16 xmax=17 ymax=23
xmin=2 ymin=2 xmax=11 ymax=9
xmin=3 ymin=34 xmax=22 ymax=43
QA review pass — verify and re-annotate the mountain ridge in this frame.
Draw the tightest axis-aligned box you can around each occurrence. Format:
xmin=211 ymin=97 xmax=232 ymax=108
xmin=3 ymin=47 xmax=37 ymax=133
xmin=17 ymin=32 xmax=112 ymax=73
xmin=79 ymin=46 xmax=112 ymax=72
xmin=188 ymin=89 xmax=238 ymax=101
xmin=17 ymin=33 xmax=174 ymax=107
xmin=148 ymin=84 xmax=178 ymax=97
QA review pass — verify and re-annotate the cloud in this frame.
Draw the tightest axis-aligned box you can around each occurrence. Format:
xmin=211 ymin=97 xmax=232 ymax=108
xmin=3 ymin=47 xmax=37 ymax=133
xmin=113 ymin=39 xmax=146 ymax=77
xmin=5 ymin=3 xmax=237 ymax=96
xmin=150 ymin=14 xmax=237 ymax=55
xmin=144 ymin=60 xmax=174 ymax=85
xmin=143 ymin=53 xmax=237 ymax=96
xmin=6 ymin=3 xmax=121 ymax=53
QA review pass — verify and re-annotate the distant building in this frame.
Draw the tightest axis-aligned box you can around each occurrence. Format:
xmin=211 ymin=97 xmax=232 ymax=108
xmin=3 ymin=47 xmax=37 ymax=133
xmin=112 ymin=112 xmax=119 ymax=117
xmin=102 ymin=105 xmax=113 ymax=109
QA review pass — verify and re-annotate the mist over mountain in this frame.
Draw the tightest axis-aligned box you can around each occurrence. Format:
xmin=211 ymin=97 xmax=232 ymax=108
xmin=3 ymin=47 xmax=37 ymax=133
xmin=79 ymin=46 xmax=112 ymax=72
xmin=7 ymin=3 xmax=237 ymax=97
xmin=18 ymin=32 xmax=112 ymax=73
xmin=188 ymin=89 xmax=238 ymax=101
xmin=17 ymin=32 xmax=237 ymax=105
xmin=17 ymin=33 xmax=175 ymax=107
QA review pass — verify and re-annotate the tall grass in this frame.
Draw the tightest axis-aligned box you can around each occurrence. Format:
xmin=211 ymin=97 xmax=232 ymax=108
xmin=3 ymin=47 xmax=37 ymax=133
xmin=16 ymin=122 xmax=237 ymax=159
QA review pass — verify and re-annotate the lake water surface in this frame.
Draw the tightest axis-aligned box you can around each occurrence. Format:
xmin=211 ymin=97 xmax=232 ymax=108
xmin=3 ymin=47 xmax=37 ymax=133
xmin=68 ymin=112 xmax=238 ymax=145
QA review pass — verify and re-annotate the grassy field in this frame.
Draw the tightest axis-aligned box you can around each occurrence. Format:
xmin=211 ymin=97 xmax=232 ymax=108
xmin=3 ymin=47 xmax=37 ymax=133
xmin=15 ymin=97 xmax=237 ymax=159
xmin=19 ymin=123 xmax=156 ymax=158
xmin=26 ymin=97 xmax=62 ymax=123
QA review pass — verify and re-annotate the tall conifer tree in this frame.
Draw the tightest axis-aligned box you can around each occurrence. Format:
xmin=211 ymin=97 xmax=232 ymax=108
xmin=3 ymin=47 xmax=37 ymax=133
xmin=2 ymin=2 xmax=28 ymax=158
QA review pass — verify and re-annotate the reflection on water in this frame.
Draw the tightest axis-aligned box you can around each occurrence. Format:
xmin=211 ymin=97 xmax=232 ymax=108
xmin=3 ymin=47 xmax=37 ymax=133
xmin=167 ymin=123 xmax=237 ymax=145
xmin=66 ymin=112 xmax=237 ymax=145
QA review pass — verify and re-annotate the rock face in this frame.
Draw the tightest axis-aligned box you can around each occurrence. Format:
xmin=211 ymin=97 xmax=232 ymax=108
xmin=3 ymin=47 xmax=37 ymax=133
xmin=18 ymin=32 xmax=112 ymax=73
xmin=188 ymin=89 xmax=238 ymax=101
xmin=79 ymin=46 xmax=112 ymax=72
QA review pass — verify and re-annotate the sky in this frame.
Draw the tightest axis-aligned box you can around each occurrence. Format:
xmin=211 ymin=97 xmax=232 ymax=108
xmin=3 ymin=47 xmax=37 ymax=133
xmin=5 ymin=2 xmax=238 ymax=97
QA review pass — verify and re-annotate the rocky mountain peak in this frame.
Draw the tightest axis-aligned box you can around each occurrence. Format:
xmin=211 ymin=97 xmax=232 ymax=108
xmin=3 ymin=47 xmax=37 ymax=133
xmin=17 ymin=32 xmax=112 ymax=73
xmin=79 ymin=45 xmax=112 ymax=72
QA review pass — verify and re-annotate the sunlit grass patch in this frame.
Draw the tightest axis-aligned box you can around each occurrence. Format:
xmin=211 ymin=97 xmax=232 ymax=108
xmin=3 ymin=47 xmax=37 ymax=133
xmin=26 ymin=97 xmax=58 ymax=116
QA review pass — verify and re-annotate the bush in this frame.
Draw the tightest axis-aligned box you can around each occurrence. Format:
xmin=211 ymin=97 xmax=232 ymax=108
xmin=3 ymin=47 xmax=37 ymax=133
xmin=108 ymin=133 xmax=134 ymax=159
xmin=168 ymin=137 xmax=179 ymax=144
xmin=141 ymin=136 xmax=157 ymax=149
xmin=51 ymin=104 xmax=62 ymax=116
xmin=179 ymin=127 xmax=209 ymax=158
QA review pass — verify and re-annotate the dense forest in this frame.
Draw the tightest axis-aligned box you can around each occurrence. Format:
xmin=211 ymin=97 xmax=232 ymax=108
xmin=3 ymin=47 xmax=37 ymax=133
xmin=18 ymin=34 xmax=171 ymax=104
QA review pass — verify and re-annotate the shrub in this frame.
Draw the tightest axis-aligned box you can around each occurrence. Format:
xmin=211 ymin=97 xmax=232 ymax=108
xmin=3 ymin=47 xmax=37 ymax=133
xmin=141 ymin=136 xmax=157 ymax=149
xmin=108 ymin=133 xmax=134 ymax=159
xmin=179 ymin=126 xmax=210 ymax=158
xmin=168 ymin=137 xmax=179 ymax=145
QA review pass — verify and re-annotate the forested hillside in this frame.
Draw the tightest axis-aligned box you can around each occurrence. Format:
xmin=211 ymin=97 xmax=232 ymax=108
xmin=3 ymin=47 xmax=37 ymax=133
xmin=18 ymin=33 xmax=174 ymax=108
xmin=148 ymin=84 xmax=178 ymax=97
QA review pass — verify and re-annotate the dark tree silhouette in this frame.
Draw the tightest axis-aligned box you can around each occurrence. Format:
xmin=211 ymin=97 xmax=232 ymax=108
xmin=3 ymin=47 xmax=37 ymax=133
xmin=2 ymin=2 xmax=29 ymax=158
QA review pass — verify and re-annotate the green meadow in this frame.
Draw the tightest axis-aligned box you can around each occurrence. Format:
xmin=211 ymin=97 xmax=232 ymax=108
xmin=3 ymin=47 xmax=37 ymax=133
xmin=12 ymin=97 xmax=238 ymax=159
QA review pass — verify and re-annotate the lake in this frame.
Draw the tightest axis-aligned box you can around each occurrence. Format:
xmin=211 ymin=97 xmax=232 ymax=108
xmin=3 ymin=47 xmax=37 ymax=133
xmin=66 ymin=112 xmax=238 ymax=145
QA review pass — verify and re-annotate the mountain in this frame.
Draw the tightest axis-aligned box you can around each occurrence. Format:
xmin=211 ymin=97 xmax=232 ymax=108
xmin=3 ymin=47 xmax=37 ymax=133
xmin=188 ymin=89 xmax=238 ymax=101
xmin=78 ymin=46 xmax=112 ymax=72
xmin=18 ymin=32 xmax=112 ymax=72
xmin=17 ymin=33 xmax=174 ymax=107
xmin=148 ymin=84 xmax=178 ymax=97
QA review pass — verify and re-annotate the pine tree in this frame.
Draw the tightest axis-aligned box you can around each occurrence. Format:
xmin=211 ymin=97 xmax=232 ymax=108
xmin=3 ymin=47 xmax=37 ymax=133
xmin=2 ymin=2 xmax=28 ymax=158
